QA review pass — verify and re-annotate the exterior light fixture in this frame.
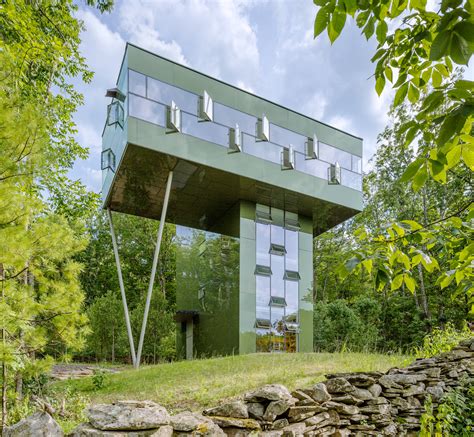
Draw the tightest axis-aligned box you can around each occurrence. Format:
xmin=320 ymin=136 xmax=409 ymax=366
xmin=281 ymin=145 xmax=295 ymax=170
xmin=328 ymin=162 xmax=342 ymax=185
xmin=198 ymin=90 xmax=213 ymax=121
xmin=305 ymin=134 xmax=319 ymax=159
xmin=105 ymin=87 xmax=126 ymax=102
xmin=228 ymin=124 xmax=242 ymax=153
xmin=256 ymin=114 xmax=270 ymax=141
xmin=166 ymin=100 xmax=181 ymax=133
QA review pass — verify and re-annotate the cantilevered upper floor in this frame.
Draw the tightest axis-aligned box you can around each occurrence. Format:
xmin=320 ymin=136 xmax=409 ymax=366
xmin=101 ymin=43 xmax=363 ymax=235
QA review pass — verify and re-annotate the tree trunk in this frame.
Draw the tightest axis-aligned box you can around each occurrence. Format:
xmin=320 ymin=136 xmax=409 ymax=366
xmin=15 ymin=373 xmax=23 ymax=402
xmin=111 ymin=325 xmax=115 ymax=364
xmin=417 ymin=263 xmax=430 ymax=319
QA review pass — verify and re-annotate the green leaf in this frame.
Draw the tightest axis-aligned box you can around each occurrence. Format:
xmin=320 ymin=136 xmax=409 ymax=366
xmin=328 ymin=10 xmax=347 ymax=43
xmin=314 ymin=7 xmax=330 ymax=37
xmin=453 ymin=22 xmax=474 ymax=43
xmin=385 ymin=66 xmax=393 ymax=82
xmin=345 ymin=256 xmax=360 ymax=272
xmin=462 ymin=143 xmax=474 ymax=170
xmin=376 ymin=21 xmax=388 ymax=44
xmin=404 ymin=275 xmax=416 ymax=293
xmin=430 ymin=31 xmax=451 ymax=61
xmin=408 ymin=83 xmax=420 ymax=103
xmin=440 ymin=272 xmax=455 ymax=289
xmin=313 ymin=0 xmax=327 ymax=5
xmin=449 ymin=33 xmax=471 ymax=65
xmin=401 ymin=220 xmax=423 ymax=230
xmin=394 ymin=83 xmax=408 ymax=106
xmin=437 ymin=111 xmax=467 ymax=146
xmin=412 ymin=164 xmax=428 ymax=191
xmin=391 ymin=273 xmax=404 ymax=291
xmin=455 ymin=269 xmax=465 ymax=285
xmin=363 ymin=17 xmax=375 ymax=40
xmin=375 ymin=76 xmax=385 ymax=96
xmin=362 ymin=259 xmax=373 ymax=274
xmin=400 ymin=158 xmax=423 ymax=183
xmin=432 ymin=69 xmax=443 ymax=87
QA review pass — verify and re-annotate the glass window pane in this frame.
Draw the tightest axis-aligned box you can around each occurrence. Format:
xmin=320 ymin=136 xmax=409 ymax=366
xmin=319 ymin=142 xmax=352 ymax=170
xmin=129 ymin=70 xmax=146 ymax=96
xmin=294 ymin=152 xmax=328 ymax=179
xmin=147 ymin=76 xmax=198 ymax=115
xmin=341 ymin=168 xmax=362 ymax=191
xmin=270 ymin=124 xmax=306 ymax=154
xmin=285 ymin=280 xmax=298 ymax=321
xmin=352 ymin=155 xmax=362 ymax=174
xmin=271 ymin=306 xmax=285 ymax=334
xmin=271 ymin=224 xmax=284 ymax=245
xmin=181 ymin=113 xmax=229 ymax=147
xmin=256 ymin=222 xmax=270 ymax=266
xmin=242 ymin=135 xmax=281 ymax=165
xmin=214 ymin=103 xmax=257 ymax=134
xmin=285 ymin=229 xmax=298 ymax=271
xmin=271 ymin=254 xmax=284 ymax=298
xmin=256 ymin=276 xmax=270 ymax=320
xmin=129 ymin=94 xmax=166 ymax=126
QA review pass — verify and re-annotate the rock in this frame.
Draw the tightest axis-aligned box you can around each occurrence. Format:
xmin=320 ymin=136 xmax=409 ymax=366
xmin=448 ymin=369 xmax=459 ymax=378
xmin=379 ymin=374 xmax=425 ymax=388
xmin=324 ymin=378 xmax=354 ymax=394
xmin=323 ymin=401 xmax=359 ymax=416
xmin=360 ymin=403 xmax=391 ymax=415
xmin=382 ymin=423 xmax=398 ymax=436
xmin=208 ymin=416 xmax=260 ymax=430
xmin=71 ymin=424 xmax=173 ymax=436
xmin=263 ymin=400 xmax=292 ymax=421
xmin=272 ymin=419 xmax=289 ymax=430
xmin=350 ymin=387 xmax=373 ymax=401
xmin=368 ymin=383 xmax=382 ymax=398
xmin=425 ymin=367 xmax=441 ymax=378
xmin=304 ymin=412 xmax=330 ymax=428
xmin=150 ymin=426 xmax=174 ymax=437
xmin=426 ymin=384 xmax=445 ymax=401
xmin=247 ymin=402 xmax=266 ymax=420
xmin=326 ymin=373 xmax=379 ymax=387
xmin=308 ymin=383 xmax=331 ymax=403
xmin=330 ymin=395 xmax=362 ymax=405
xmin=170 ymin=411 xmax=217 ymax=433
xmin=87 ymin=401 xmax=169 ymax=431
xmin=403 ymin=382 xmax=425 ymax=397
xmin=244 ymin=384 xmax=292 ymax=402
xmin=203 ymin=400 xmax=248 ymax=418
xmin=333 ymin=429 xmax=351 ymax=437
xmin=281 ymin=422 xmax=306 ymax=436
xmin=287 ymin=406 xmax=326 ymax=422
xmin=443 ymin=349 xmax=473 ymax=361
xmin=291 ymin=390 xmax=313 ymax=402
xmin=4 ymin=412 xmax=63 ymax=437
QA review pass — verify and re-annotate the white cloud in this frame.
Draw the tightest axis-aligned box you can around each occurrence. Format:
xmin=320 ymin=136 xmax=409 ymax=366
xmin=302 ymin=92 xmax=328 ymax=121
xmin=327 ymin=115 xmax=354 ymax=132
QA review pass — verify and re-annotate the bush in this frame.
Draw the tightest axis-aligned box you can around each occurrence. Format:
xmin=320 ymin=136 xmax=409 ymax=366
xmin=414 ymin=322 xmax=473 ymax=358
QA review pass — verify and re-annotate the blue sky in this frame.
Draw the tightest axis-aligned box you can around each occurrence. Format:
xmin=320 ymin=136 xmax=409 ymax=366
xmin=69 ymin=0 xmax=421 ymax=193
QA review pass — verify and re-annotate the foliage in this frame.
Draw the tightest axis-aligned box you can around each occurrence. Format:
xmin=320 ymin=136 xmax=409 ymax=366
xmin=421 ymin=382 xmax=474 ymax=436
xmin=312 ymin=0 xmax=474 ymax=313
xmin=91 ymin=369 xmax=108 ymax=391
xmin=414 ymin=322 xmax=473 ymax=358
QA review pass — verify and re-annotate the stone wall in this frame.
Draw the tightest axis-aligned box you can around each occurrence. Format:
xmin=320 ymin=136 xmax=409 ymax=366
xmin=5 ymin=340 xmax=473 ymax=436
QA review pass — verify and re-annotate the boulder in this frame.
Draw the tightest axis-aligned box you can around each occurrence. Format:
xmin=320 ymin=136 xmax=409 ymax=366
xmin=87 ymin=401 xmax=169 ymax=431
xmin=203 ymin=400 xmax=248 ymax=418
xmin=208 ymin=416 xmax=260 ymax=430
xmin=308 ymin=383 xmax=331 ymax=403
xmin=326 ymin=373 xmax=379 ymax=387
xmin=244 ymin=384 xmax=292 ymax=402
xmin=281 ymin=422 xmax=306 ymax=436
xmin=4 ymin=412 xmax=63 ymax=437
xmin=426 ymin=384 xmax=445 ymax=401
xmin=367 ymin=383 xmax=382 ymax=398
xmin=323 ymin=401 xmax=359 ymax=416
xmin=351 ymin=387 xmax=373 ymax=401
xmin=403 ymin=382 xmax=425 ymax=397
xmin=71 ymin=423 xmax=172 ymax=436
xmin=170 ymin=411 xmax=222 ymax=435
xmin=287 ymin=405 xmax=326 ymax=422
xmin=271 ymin=418 xmax=289 ymax=430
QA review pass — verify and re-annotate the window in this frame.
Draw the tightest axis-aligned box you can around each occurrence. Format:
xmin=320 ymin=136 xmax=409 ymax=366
xmin=269 ymin=243 xmax=286 ymax=256
xmin=129 ymin=94 xmax=166 ymax=126
xmin=198 ymin=90 xmax=213 ymax=121
xmin=256 ymin=210 xmax=272 ymax=224
xmin=214 ymin=102 xmax=256 ymax=135
xmin=281 ymin=146 xmax=295 ymax=170
xmin=284 ymin=270 xmax=301 ymax=281
xmin=101 ymin=148 xmax=116 ymax=172
xmin=269 ymin=296 xmax=287 ymax=307
xmin=271 ymin=254 xmax=285 ymax=297
xmin=255 ymin=265 xmax=272 ymax=276
xmin=107 ymin=101 xmax=124 ymax=128
xmin=328 ymin=162 xmax=341 ymax=185
xmin=166 ymin=101 xmax=181 ymax=133
xmin=270 ymin=124 xmax=306 ymax=154
xmin=147 ymin=76 xmax=197 ymax=115
xmin=284 ymin=218 xmax=300 ymax=231
xmin=256 ymin=222 xmax=270 ymax=266
xmin=129 ymin=70 xmax=146 ymax=96
xmin=352 ymin=155 xmax=362 ymax=174
xmin=256 ymin=114 xmax=270 ymax=141
xmin=256 ymin=318 xmax=272 ymax=329
xmin=305 ymin=135 xmax=319 ymax=159
xmin=181 ymin=113 xmax=228 ymax=147
xmin=319 ymin=142 xmax=352 ymax=170
xmin=228 ymin=125 xmax=242 ymax=153
xmin=284 ymin=322 xmax=299 ymax=332
xmin=285 ymin=229 xmax=298 ymax=272
xmin=256 ymin=276 xmax=271 ymax=320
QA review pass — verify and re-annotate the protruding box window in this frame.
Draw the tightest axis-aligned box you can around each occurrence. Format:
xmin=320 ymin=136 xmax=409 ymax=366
xmin=256 ymin=114 xmax=270 ymax=141
xmin=101 ymin=148 xmax=116 ymax=172
xmin=255 ymin=318 xmax=272 ymax=329
xmin=281 ymin=146 xmax=295 ymax=170
xmin=166 ymin=100 xmax=181 ymax=133
xmin=284 ymin=270 xmax=301 ymax=281
xmin=228 ymin=124 xmax=242 ymax=153
xmin=269 ymin=296 xmax=287 ymax=307
xmin=269 ymin=243 xmax=286 ymax=256
xmin=198 ymin=90 xmax=213 ymax=121
xmin=107 ymin=101 xmax=124 ymax=128
xmin=305 ymin=135 xmax=319 ymax=159
xmin=328 ymin=162 xmax=342 ymax=185
xmin=255 ymin=265 xmax=272 ymax=276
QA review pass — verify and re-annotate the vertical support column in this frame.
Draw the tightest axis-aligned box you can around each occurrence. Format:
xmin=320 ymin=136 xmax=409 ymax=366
xmin=185 ymin=320 xmax=193 ymax=360
xmin=107 ymin=208 xmax=137 ymax=367
xmin=136 ymin=171 xmax=174 ymax=368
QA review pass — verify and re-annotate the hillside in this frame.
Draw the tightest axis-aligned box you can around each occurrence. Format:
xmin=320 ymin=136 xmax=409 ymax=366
xmin=54 ymin=352 xmax=409 ymax=414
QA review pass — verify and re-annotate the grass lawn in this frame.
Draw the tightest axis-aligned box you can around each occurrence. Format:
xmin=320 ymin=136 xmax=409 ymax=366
xmin=53 ymin=352 xmax=410 ymax=414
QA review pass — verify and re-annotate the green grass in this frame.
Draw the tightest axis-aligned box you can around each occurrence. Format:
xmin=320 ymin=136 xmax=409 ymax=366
xmin=52 ymin=352 xmax=410 ymax=414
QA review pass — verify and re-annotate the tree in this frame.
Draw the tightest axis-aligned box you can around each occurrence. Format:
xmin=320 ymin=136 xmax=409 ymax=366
xmin=312 ymin=0 xmax=473 ymax=312
xmin=0 ymin=0 xmax=113 ymax=427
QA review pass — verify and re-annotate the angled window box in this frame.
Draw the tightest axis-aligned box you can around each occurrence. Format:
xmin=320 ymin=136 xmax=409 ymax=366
xmin=255 ymin=265 xmax=272 ymax=276
xmin=269 ymin=296 xmax=287 ymax=307
xmin=284 ymin=270 xmax=301 ymax=281
xmin=255 ymin=318 xmax=272 ymax=329
xmin=269 ymin=243 xmax=286 ymax=256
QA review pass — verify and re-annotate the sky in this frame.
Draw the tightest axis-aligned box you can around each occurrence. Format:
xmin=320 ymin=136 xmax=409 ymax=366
xmin=69 ymin=0 xmax=403 ymax=193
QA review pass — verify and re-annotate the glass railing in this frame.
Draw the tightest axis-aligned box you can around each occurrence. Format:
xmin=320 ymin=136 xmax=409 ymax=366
xmin=127 ymin=69 xmax=362 ymax=191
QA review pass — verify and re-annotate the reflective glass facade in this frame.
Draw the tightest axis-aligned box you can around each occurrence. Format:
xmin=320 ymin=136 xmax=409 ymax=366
xmin=127 ymin=69 xmax=362 ymax=191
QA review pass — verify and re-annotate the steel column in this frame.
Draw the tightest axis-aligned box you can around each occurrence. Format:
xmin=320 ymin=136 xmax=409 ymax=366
xmin=107 ymin=208 xmax=137 ymax=367
xmin=135 ymin=171 xmax=174 ymax=368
